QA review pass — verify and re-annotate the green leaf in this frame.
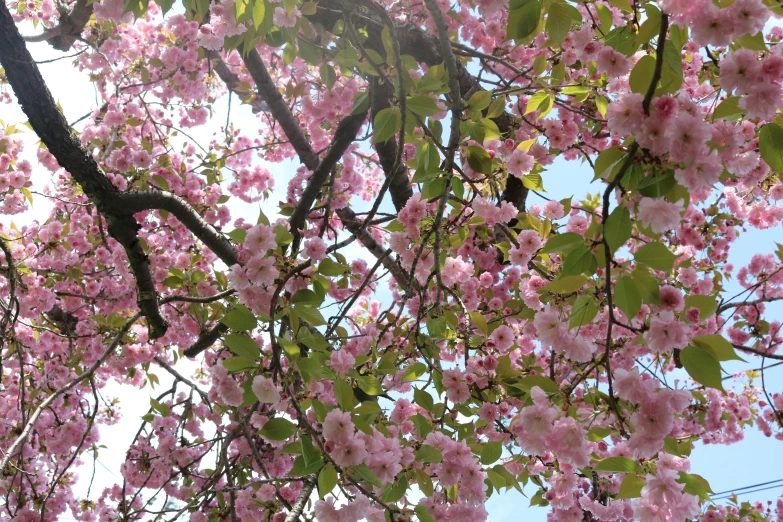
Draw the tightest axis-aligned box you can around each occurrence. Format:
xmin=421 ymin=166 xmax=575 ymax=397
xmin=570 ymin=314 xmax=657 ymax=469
xmin=350 ymin=464 xmax=383 ymax=488
xmin=594 ymin=456 xmax=640 ymax=473
xmin=480 ymin=441 xmax=503 ymax=465
xmin=320 ymin=64 xmax=336 ymax=90
xmin=540 ymin=274 xmax=589 ymax=294
xmin=680 ymin=346 xmax=724 ymax=391
xmin=372 ymin=108 xmax=400 ymax=144
xmin=516 ymin=375 xmax=559 ymax=394
xmin=638 ymin=170 xmax=676 ymax=198
xmin=507 ymin=0 xmax=541 ymax=41
xmin=469 ymin=311 xmax=489 ymax=335
xmin=301 ymin=436 xmax=320 ymax=466
xmin=222 ymin=356 xmax=256 ymax=372
xmin=220 ymin=305 xmax=258 ymax=331
xmin=259 ymin=418 xmax=297 ymax=440
xmin=614 ymin=277 xmax=641 ymax=321
xmin=297 ymin=327 xmax=329 ymax=351
xmin=603 ymin=25 xmax=637 ymax=56
xmin=354 ymin=401 xmax=381 ymax=414
xmin=411 ymin=413 xmax=432 ymax=438
xmin=224 ymin=334 xmax=260 ymax=360
xmin=318 ymin=258 xmax=349 ymax=277
xmin=407 ymin=95 xmax=441 ymax=117
xmin=634 ymin=242 xmax=676 ymax=273
xmin=466 ymin=145 xmax=493 ymax=174
xmin=292 ymin=304 xmax=326 ymax=326
xmin=415 ymin=505 xmax=438 ymax=522
xmin=521 ymin=172 xmax=545 ymax=191
xmin=279 ymin=336 xmax=300 ymax=357
xmin=468 ymin=90 xmax=492 ymax=111
xmin=735 ymin=31 xmax=766 ymax=51
xmin=635 ymin=11 xmax=661 ymax=46
xmin=525 ymin=91 xmax=550 ymax=115
xmin=684 ymin=295 xmax=718 ymax=319
xmin=545 ymin=2 xmax=572 ymax=45
xmin=616 ymin=474 xmax=646 ymax=499
xmin=275 ymin=225 xmax=293 ymax=246
xmin=561 ymin=246 xmax=596 ymax=276
xmin=422 ymin=177 xmax=447 ymax=199
xmin=570 ymin=295 xmax=599 ymax=329
xmin=381 ymin=475 xmax=409 ymax=503
xmin=541 ymin=232 xmax=584 ymax=254
xmin=487 ymin=96 xmax=507 ymax=118
xmin=631 ymin=267 xmax=660 ymax=304
xmin=605 ymin=206 xmax=632 ymax=253
xmin=252 ymin=0 xmax=266 ymax=29
xmin=402 ymin=362 xmax=427 ymax=381
xmin=606 ymin=0 xmax=632 ymax=12
xmin=292 ymin=289 xmax=320 ymax=306
xmin=413 ymin=387 xmax=434 ymax=411
xmin=712 ymin=96 xmax=745 ymax=122
xmin=123 ymin=0 xmax=148 ymax=18
xmin=596 ymin=3 xmax=614 ymax=33
xmin=415 ymin=444 xmax=443 ymax=463
xmin=677 ymin=472 xmax=713 ymax=500
xmin=333 ymin=379 xmax=357 ymax=410
xmin=282 ymin=44 xmax=297 ymax=66
xmin=234 ymin=0 xmax=251 ymax=23
xmin=155 ymin=0 xmax=174 ymax=15
xmin=356 ymin=375 xmax=383 ymax=396
xmin=318 ymin=463 xmax=338 ymax=498
xmin=692 ymin=334 xmax=745 ymax=362
xmin=352 ymin=91 xmax=371 ymax=115
xmin=629 ymin=54 xmax=656 ymax=95
xmin=290 ymin=454 xmax=323 ymax=476
xmin=760 ymin=123 xmax=783 ymax=173
xmin=593 ymin=146 xmax=625 ymax=181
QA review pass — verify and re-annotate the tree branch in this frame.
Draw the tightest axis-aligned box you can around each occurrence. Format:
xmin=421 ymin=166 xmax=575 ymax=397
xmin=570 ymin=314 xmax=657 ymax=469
xmin=288 ymin=110 xmax=368 ymax=250
xmin=0 ymin=8 xmax=242 ymax=338
xmin=205 ymin=50 xmax=269 ymax=114
xmin=0 ymin=312 xmax=141 ymax=471
xmin=119 ymin=191 xmax=239 ymax=267
xmin=370 ymin=78 xmax=412 ymax=212
xmin=241 ymin=47 xmax=320 ymax=170
xmin=0 ymin=6 xmax=170 ymax=337
xmin=283 ymin=475 xmax=316 ymax=522
xmin=307 ymin=0 xmax=526 ymax=211
xmin=237 ymin=47 xmax=414 ymax=290
xmin=732 ymin=344 xmax=783 ymax=362
xmin=22 ymin=0 xmax=93 ymax=51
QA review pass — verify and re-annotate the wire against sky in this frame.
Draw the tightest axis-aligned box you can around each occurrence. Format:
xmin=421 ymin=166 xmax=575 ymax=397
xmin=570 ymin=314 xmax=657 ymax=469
xmin=710 ymin=478 xmax=783 ymax=501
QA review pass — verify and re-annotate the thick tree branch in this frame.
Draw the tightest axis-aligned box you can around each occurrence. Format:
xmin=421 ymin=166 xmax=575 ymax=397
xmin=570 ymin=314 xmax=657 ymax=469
xmin=307 ymin=0 xmax=526 ymax=211
xmin=119 ymin=191 xmax=239 ymax=267
xmin=205 ymin=50 xmax=269 ymax=114
xmin=238 ymin=47 xmax=414 ymax=290
xmin=183 ymin=321 xmax=229 ymax=358
xmin=0 ymin=8 xmax=241 ymax=338
xmin=241 ymin=47 xmax=320 ymax=170
xmin=22 ymin=0 xmax=93 ymax=51
xmin=283 ymin=475 xmax=316 ymax=522
xmin=371 ymin=78 xmax=413 ymax=212
xmin=288 ymin=110 xmax=368 ymax=249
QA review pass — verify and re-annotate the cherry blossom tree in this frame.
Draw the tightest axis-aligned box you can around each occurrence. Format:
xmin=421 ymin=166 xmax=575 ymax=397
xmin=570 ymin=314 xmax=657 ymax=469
xmin=1 ymin=0 xmax=783 ymax=520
